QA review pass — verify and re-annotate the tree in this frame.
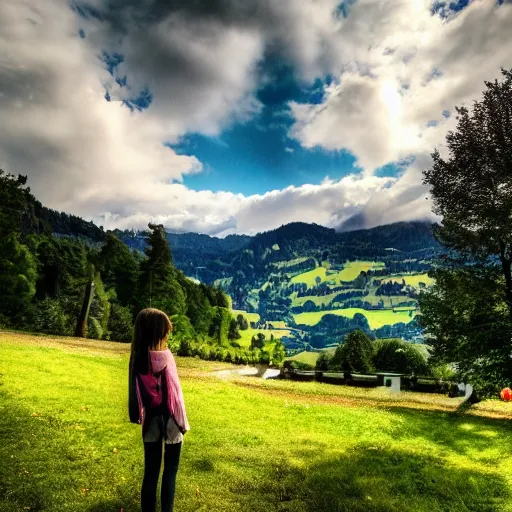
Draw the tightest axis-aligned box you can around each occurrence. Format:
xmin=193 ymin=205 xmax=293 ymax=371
xmin=422 ymin=69 xmax=512 ymax=394
xmin=98 ymin=233 xmax=139 ymax=308
xmin=419 ymin=265 xmax=512 ymax=394
xmin=0 ymin=171 xmax=30 ymax=237
xmin=251 ymin=333 xmax=265 ymax=349
xmin=372 ymin=338 xmax=429 ymax=376
xmin=423 ymin=68 xmax=512 ymax=318
xmin=331 ymin=330 xmax=374 ymax=373
xmin=139 ymin=224 xmax=186 ymax=316
xmin=315 ymin=351 xmax=332 ymax=371
xmin=0 ymin=233 xmax=37 ymax=325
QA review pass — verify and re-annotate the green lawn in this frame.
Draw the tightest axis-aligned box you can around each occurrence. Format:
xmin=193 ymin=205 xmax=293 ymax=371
xmin=287 ymin=351 xmax=320 ymax=366
xmin=237 ymin=328 xmax=292 ymax=347
xmin=294 ymin=308 xmax=417 ymax=330
xmin=337 ymin=261 xmax=385 ymax=282
xmin=1 ymin=332 xmax=511 ymax=512
xmin=231 ymin=310 xmax=260 ymax=324
xmin=380 ymin=273 xmax=434 ymax=288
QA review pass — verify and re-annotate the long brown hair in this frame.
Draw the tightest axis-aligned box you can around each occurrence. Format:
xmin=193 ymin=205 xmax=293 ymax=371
xmin=130 ymin=308 xmax=172 ymax=375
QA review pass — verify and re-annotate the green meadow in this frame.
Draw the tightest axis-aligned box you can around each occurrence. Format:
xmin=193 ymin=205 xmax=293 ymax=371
xmin=1 ymin=332 xmax=511 ymax=512
xmin=294 ymin=308 xmax=417 ymax=330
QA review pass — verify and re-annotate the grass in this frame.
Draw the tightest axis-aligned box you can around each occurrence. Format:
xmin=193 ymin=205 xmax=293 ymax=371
xmin=290 ymin=267 xmax=329 ymax=287
xmin=337 ymin=261 xmax=385 ymax=282
xmin=231 ymin=310 xmax=260 ymax=324
xmin=379 ymin=273 xmax=434 ymax=288
xmin=290 ymin=261 xmax=387 ymax=288
xmin=1 ymin=332 xmax=511 ymax=512
xmin=237 ymin=328 xmax=292 ymax=347
xmin=287 ymin=351 xmax=320 ymax=366
xmin=294 ymin=308 xmax=417 ymax=330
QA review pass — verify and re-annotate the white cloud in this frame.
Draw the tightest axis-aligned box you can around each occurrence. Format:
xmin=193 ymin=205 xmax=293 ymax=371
xmin=98 ymin=174 xmax=396 ymax=236
xmin=1 ymin=0 xmax=509 ymax=237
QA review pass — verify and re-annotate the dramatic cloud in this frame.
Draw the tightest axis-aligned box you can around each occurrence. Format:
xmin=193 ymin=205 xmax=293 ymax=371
xmin=289 ymin=0 xmax=512 ymax=229
xmin=0 ymin=0 xmax=201 ymax=215
xmin=0 ymin=0 xmax=510 ymax=235
xmin=98 ymin=174 xmax=395 ymax=236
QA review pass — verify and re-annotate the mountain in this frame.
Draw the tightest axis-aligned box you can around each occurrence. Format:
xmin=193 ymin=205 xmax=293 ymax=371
xmin=33 ymin=194 xmax=440 ymax=348
xmin=163 ymin=220 xmax=441 ymax=349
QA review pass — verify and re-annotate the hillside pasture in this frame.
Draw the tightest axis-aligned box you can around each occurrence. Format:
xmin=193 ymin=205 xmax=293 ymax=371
xmin=337 ymin=261 xmax=385 ymax=282
xmin=237 ymin=328 xmax=292 ymax=347
xmin=231 ymin=309 xmax=260 ymax=324
xmin=294 ymin=308 xmax=417 ymax=330
xmin=1 ymin=333 xmax=511 ymax=512
xmin=287 ymin=351 xmax=320 ymax=366
xmin=379 ymin=273 xmax=434 ymax=288
xmin=290 ymin=266 xmax=329 ymax=287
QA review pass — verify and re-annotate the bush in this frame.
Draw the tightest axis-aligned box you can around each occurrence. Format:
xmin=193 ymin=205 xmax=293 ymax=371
xmin=31 ymin=298 xmax=72 ymax=336
xmin=372 ymin=338 xmax=430 ymax=375
xmin=87 ymin=317 xmax=104 ymax=340
xmin=331 ymin=330 xmax=374 ymax=373
xmin=108 ymin=302 xmax=133 ymax=342
xmin=315 ymin=352 xmax=332 ymax=371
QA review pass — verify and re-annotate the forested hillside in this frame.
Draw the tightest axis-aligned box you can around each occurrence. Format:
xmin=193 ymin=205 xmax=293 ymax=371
xmin=0 ymin=171 xmax=285 ymax=365
xmin=116 ymin=221 xmax=441 ymax=350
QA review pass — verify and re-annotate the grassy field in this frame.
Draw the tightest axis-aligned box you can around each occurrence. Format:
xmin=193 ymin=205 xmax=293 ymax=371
xmin=379 ymin=273 xmax=434 ymax=288
xmin=237 ymin=328 xmax=292 ymax=347
xmin=290 ymin=267 xmax=329 ymax=287
xmin=337 ymin=261 xmax=385 ymax=282
xmin=231 ymin=310 xmax=260 ymax=324
xmin=290 ymin=261 xmax=386 ymax=288
xmin=1 ymin=332 xmax=511 ymax=512
xmin=294 ymin=308 xmax=417 ymax=330
xmin=287 ymin=351 xmax=320 ymax=366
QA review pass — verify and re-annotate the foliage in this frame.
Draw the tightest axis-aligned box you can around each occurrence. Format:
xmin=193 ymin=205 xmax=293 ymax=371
xmin=419 ymin=265 xmax=512 ymax=395
xmin=0 ymin=234 xmax=38 ymax=325
xmin=31 ymin=297 xmax=73 ymax=336
xmin=372 ymin=338 xmax=430 ymax=375
xmin=315 ymin=351 xmax=332 ymax=371
xmin=331 ymin=330 xmax=374 ymax=373
xmin=138 ymin=224 xmax=186 ymax=316
xmin=107 ymin=302 xmax=133 ymax=342
xmin=421 ymin=69 xmax=512 ymax=396
xmin=98 ymin=233 xmax=139 ymax=307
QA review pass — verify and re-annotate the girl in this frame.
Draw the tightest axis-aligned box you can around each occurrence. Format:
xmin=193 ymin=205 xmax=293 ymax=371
xmin=129 ymin=308 xmax=190 ymax=512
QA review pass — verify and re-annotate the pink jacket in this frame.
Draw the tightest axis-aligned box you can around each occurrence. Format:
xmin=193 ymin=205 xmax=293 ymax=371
xmin=129 ymin=349 xmax=190 ymax=435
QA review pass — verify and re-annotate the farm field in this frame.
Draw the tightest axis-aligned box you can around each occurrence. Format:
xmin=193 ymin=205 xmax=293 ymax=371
xmin=237 ymin=327 xmax=292 ymax=347
xmin=290 ymin=261 xmax=386 ymax=288
xmin=231 ymin=309 xmax=260 ymax=324
xmin=379 ymin=273 xmax=434 ymax=288
xmin=294 ymin=308 xmax=417 ymax=330
xmin=1 ymin=332 xmax=511 ymax=512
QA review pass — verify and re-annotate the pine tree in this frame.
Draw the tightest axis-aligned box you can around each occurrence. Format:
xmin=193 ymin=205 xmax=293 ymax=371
xmin=138 ymin=224 xmax=186 ymax=316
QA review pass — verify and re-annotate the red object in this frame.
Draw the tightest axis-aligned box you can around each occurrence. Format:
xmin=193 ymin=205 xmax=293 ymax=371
xmin=500 ymin=388 xmax=512 ymax=401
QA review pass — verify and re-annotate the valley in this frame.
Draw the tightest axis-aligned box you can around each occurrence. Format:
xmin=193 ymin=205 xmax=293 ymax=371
xmin=118 ymin=221 xmax=440 ymax=353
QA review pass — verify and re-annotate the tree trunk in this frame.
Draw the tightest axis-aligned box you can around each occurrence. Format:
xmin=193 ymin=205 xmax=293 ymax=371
xmin=75 ymin=271 xmax=95 ymax=338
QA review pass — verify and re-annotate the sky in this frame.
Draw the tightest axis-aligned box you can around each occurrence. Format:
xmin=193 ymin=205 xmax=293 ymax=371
xmin=1 ymin=0 xmax=511 ymax=236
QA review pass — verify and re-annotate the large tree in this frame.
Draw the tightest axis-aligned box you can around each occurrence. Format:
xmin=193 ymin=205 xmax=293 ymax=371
xmin=138 ymin=224 xmax=186 ymax=316
xmin=423 ymin=68 xmax=512 ymax=316
xmin=421 ymin=69 xmax=512 ymax=394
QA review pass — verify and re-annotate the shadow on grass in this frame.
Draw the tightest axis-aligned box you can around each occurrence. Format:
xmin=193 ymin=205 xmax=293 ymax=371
xmin=0 ymin=381 xmax=509 ymax=512
xmin=235 ymin=444 xmax=510 ymax=512
xmin=0 ymin=385 xmax=140 ymax=512
xmin=383 ymin=405 xmax=512 ymax=460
